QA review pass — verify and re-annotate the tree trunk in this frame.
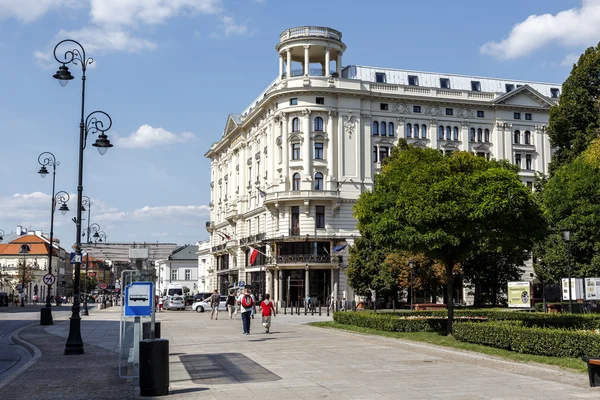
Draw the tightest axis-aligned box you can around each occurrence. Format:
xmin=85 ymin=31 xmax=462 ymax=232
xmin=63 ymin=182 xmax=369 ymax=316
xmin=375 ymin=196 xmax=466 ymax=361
xmin=473 ymin=282 xmax=482 ymax=308
xmin=445 ymin=262 xmax=454 ymax=336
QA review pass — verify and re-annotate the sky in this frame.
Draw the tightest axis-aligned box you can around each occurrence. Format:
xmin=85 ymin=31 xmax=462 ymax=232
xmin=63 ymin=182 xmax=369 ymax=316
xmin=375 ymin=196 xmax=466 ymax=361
xmin=0 ymin=0 xmax=596 ymax=249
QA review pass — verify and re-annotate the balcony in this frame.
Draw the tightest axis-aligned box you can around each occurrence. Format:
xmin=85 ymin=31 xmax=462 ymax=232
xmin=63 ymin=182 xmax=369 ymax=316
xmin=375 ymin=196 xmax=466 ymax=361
xmin=268 ymin=254 xmax=341 ymax=265
xmin=264 ymin=190 xmax=339 ymax=205
xmin=239 ymin=232 xmax=266 ymax=246
xmin=279 ymin=26 xmax=342 ymax=43
xmin=368 ymin=82 xmax=498 ymax=101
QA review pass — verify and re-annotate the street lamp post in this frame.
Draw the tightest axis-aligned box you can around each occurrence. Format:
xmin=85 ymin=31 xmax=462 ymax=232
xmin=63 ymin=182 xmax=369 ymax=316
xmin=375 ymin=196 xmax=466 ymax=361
xmin=53 ymin=39 xmax=114 ymax=355
xmin=408 ymin=260 xmax=415 ymax=311
xmin=82 ymin=222 xmax=100 ymax=316
xmin=562 ymin=229 xmax=573 ymax=313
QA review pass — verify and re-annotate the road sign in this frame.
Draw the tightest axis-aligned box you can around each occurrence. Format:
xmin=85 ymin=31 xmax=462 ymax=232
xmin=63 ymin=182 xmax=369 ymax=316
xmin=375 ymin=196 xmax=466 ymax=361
xmin=124 ymin=282 xmax=153 ymax=317
xmin=101 ymin=283 xmax=107 ymax=289
xmin=239 ymin=280 xmax=245 ymax=287
xmin=43 ymin=274 xmax=56 ymax=286
xmin=70 ymin=252 xmax=82 ymax=264
xmin=17 ymin=284 xmax=23 ymax=292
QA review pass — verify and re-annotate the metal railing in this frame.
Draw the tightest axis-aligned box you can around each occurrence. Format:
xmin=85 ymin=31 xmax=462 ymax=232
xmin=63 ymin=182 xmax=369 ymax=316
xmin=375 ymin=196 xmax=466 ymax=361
xmin=279 ymin=26 xmax=343 ymax=42
xmin=269 ymin=254 xmax=340 ymax=264
xmin=290 ymin=227 xmax=300 ymax=236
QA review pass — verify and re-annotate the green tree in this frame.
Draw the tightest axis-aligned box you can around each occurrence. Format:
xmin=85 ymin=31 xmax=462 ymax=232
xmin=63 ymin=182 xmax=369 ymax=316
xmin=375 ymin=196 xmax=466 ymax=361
xmin=83 ymin=276 xmax=97 ymax=294
xmin=548 ymin=43 xmax=600 ymax=171
xmin=354 ymin=145 xmax=546 ymax=334
xmin=347 ymin=236 xmax=392 ymax=297
xmin=17 ymin=261 xmax=36 ymax=287
xmin=183 ymin=286 xmax=190 ymax=294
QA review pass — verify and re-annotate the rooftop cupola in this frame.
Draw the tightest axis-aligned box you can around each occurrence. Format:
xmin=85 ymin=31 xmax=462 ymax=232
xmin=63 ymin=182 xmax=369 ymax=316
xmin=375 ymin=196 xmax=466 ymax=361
xmin=276 ymin=26 xmax=346 ymax=79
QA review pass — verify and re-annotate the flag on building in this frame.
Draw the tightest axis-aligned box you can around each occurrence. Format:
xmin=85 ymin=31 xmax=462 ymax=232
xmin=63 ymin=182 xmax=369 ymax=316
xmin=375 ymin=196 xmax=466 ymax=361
xmin=250 ymin=247 xmax=259 ymax=265
xmin=332 ymin=244 xmax=348 ymax=253
xmin=258 ymin=188 xmax=266 ymax=198
xmin=220 ymin=231 xmax=232 ymax=240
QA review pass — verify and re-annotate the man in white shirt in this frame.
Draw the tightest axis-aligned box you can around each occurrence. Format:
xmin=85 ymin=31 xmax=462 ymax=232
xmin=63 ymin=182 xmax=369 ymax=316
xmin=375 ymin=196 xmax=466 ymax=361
xmin=237 ymin=289 xmax=256 ymax=335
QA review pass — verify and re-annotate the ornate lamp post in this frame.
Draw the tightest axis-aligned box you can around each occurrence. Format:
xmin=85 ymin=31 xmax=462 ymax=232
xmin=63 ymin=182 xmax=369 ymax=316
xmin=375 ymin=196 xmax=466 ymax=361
xmin=82 ymin=222 xmax=100 ymax=316
xmin=53 ymin=39 xmax=114 ymax=355
xmin=562 ymin=229 xmax=573 ymax=313
xmin=408 ymin=260 xmax=415 ymax=311
xmin=38 ymin=152 xmax=70 ymax=325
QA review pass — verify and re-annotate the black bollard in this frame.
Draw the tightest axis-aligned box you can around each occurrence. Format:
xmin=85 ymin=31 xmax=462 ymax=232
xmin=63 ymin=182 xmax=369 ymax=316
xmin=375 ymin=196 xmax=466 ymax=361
xmin=327 ymin=304 xmax=330 ymax=317
xmin=305 ymin=305 xmax=307 ymax=316
xmin=139 ymin=338 xmax=169 ymax=396
xmin=284 ymin=302 xmax=286 ymax=315
xmin=319 ymin=301 xmax=321 ymax=316
xmin=142 ymin=321 xmax=161 ymax=339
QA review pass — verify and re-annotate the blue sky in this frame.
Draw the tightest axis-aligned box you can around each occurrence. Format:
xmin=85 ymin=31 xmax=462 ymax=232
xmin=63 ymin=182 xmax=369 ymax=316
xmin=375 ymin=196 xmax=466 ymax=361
xmin=0 ymin=0 xmax=594 ymax=248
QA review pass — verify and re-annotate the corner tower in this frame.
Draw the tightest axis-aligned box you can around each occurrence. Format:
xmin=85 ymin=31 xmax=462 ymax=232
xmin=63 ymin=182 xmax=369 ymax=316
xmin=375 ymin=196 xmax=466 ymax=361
xmin=276 ymin=26 xmax=346 ymax=79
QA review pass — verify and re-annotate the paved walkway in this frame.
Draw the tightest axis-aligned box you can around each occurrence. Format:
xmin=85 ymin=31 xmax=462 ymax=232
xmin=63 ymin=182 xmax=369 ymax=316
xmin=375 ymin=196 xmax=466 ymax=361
xmin=1 ymin=306 xmax=599 ymax=399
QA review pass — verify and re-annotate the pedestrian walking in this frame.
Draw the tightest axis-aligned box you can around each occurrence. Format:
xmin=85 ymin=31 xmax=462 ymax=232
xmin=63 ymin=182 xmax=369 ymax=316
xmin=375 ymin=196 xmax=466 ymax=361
xmin=260 ymin=293 xmax=276 ymax=334
xmin=226 ymin=290 xmax=236 ymax=319
xmin=341 ymin=297 xmax=347 ymax=311
xmin=209 ymin=289 xmax=221 ymax=320
xmin=158 ymin=297 xmax=164 ymax=312
xmin=237 ymin=288 xmax=256 ymax=335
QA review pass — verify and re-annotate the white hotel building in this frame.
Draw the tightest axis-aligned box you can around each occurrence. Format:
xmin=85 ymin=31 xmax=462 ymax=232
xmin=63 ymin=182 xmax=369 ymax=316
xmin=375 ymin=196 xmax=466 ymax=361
xmin=205 ymin=26 xmax=560 ymax=306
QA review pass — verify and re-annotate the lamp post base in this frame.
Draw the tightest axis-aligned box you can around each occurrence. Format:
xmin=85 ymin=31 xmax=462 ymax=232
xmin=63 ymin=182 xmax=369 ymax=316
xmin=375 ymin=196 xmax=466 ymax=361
xmin=64 ymin=308 xmax=84 ymax=355
xmin=82 ymin=302 xmax=89 ymax=316
xmin=40 ymin=307 xmax=53 ymax=325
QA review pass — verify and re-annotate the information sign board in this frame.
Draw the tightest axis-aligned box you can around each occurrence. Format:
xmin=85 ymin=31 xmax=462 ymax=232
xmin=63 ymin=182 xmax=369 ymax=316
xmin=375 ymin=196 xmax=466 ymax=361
xmin=124 ymin=282 xmax=153 ymax=317
xmin=585 ymin=278 xmax=600 ymax=300
xmin=507 ymin=281 xmax=531 ymax=308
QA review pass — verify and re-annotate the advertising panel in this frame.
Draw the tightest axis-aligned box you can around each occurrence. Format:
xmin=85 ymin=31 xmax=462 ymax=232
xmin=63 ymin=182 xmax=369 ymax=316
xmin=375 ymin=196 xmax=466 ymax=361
xmin=562 ymin=278 xmax=585 ymax=301
xmin=584 ymin=278 xmax=600 ymax=300
xmin=507 ymin=281 xmax=531 ymax=308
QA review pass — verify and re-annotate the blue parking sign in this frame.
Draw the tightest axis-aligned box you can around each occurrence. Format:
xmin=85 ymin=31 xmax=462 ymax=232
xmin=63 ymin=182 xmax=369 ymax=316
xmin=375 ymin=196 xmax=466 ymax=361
xmin=124 ymin=282 xmax=154 ymax=317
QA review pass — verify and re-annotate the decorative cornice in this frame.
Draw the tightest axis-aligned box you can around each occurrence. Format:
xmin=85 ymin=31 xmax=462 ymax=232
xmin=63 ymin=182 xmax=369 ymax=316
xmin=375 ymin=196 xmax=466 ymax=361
xmin=391 ymin=102 xmax=410 ymax=114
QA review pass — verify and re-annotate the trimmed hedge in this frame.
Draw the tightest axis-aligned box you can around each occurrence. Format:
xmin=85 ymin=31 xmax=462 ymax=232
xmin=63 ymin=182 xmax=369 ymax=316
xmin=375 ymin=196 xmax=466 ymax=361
xmin=333 ymin=312 xmax=447 ymax=332
xmin=453 ymin=321 xmax=600 ymax=358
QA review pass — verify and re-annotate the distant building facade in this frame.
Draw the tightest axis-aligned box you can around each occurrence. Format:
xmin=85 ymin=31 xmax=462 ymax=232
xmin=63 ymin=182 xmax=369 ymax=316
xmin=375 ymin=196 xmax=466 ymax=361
xmin=155 ymin=244 xmax=200 ymax=296
xmin=205 ymin=26 xmax=560 ymax=305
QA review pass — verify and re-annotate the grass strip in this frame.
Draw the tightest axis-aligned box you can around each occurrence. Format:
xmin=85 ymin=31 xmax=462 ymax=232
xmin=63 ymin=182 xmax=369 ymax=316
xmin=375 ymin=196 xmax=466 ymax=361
xmin=309 ymin=321 xmax=587 ymax=373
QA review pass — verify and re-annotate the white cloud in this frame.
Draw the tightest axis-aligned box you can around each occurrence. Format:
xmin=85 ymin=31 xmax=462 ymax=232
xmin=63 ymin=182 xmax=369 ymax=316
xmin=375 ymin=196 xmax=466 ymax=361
xmin=116 ymin=124 xmax=195 ymax=148
xmin=211 ymin=15 xmax=251 ymax=38
xmin=0 ymin=0 xmax=81 ymax=23
xmin=251 ymin=0 xmax=266 ymax=4
xmin=481 ymin=0 xmax=600 ymax=60
xmin=560 ymin=53 xmax=580 ymax=66
xmin=95 ymin=205 xmax=210 ymax=223
xmin=89 ymin=0 xmax=222 ymax=27
xmin=56 ymin=26 xmax=156 ymax=53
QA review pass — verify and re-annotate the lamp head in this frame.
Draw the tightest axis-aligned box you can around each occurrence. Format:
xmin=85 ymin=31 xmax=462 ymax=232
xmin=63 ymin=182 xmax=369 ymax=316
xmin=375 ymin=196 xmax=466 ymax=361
xmin=53 ymin=64 xmax=74 ymax=87
xmin=92 ymin=134 xmax=113 ymax=155
xmin=408 ymin=260 xmax=415 ymax=269
xmin=38 ymin=165 xmax=49 ymax=178
xmin=93 ymin=231 xmax=100 ymax=239
xmin=59 ymin=203 xmax=70 ymax=215
xmin=562 ymin=229 xmax=571 ymax=242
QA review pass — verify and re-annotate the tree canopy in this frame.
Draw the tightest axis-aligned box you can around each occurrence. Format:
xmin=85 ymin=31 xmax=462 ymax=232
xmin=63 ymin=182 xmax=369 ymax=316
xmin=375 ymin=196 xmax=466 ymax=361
xmin=352 ymin=144 xmax=546 ymax=333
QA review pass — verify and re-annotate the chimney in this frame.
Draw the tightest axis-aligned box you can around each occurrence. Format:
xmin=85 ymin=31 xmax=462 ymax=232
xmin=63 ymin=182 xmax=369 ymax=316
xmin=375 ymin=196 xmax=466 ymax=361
xmin=16 ymin=225 xmax=22 ymax=235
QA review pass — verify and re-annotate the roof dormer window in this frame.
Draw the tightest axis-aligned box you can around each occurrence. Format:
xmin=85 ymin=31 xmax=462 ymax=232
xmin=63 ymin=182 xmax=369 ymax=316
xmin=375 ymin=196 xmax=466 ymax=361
xmin=408 ymin=75 xmax=419 ymax=86
xmin=375 ymin=72 xmax=386 ymax=83
xmin=506 ymin=84 xmax=515 ymax=92
xmin=471 ymin=81 xmax=481 ymax=92
xmin=440 ymin=78 xmax=451 ymax=89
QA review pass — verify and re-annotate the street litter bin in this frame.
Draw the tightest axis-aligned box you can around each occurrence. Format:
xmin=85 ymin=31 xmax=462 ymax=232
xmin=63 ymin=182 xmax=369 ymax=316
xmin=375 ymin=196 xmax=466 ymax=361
xmin=582 ymin=358 xmax=600 ymax=386
xmin=139 ymin=338 xmax=169 ymax=396
xmin=142 ymin=321 xmax=161 ymax=339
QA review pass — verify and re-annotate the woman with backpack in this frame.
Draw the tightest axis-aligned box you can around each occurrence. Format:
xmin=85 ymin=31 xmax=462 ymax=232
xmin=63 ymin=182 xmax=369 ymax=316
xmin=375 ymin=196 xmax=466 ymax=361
xmin=237 ymin=288 xmax=255 ymax=335
xmin=226 ymin=290 xmax=236 ymax=319
xmin=259 ymin=293 xmax=276 ymax=334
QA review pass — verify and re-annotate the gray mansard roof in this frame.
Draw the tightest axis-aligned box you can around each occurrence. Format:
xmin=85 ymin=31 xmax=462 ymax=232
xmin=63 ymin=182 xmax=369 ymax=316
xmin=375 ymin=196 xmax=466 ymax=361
xmin=168 ymin=244 xmax=199 ymax=261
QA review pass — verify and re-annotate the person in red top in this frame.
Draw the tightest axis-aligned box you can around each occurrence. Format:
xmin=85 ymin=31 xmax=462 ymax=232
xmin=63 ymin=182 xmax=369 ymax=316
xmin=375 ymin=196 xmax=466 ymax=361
xmin=259 ymin=293 xmax=276 ymax=334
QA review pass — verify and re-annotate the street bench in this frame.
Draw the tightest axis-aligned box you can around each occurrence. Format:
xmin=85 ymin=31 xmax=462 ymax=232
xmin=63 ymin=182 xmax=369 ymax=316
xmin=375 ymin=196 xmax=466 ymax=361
xmin=415 ymin=303 xmax=446 ymax=311
xmin=582 ymin=358 xmax=600 ymax=387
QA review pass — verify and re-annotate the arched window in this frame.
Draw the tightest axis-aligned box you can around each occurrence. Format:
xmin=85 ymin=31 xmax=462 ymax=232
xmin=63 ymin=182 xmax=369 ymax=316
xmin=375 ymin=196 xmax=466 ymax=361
xmin=292 ymin=117 xmax=300 ymax=132
xmin=314 ymin=172 xmax=323 ymax=190
xmin=524 ymin=130 xmax=531 ymax=145
xmin=314 ymin=117 xmax=323 ymax=132
xmin=372 ymin=121 xmax=379 ymax=135
xmin=453 ymin=126 xmax=459 ymax=141
xmin=514 ymin=130 xmax=520 ymax=144
xmin=484 ymin=129 xmax=490 ymax=142
xmin=414 ymin=124 xmax=419 ymax=138
xmin=469 ymin=128 xmax=476 ymax=142
xmin=381 ymin=122 xmax=387 ymax=136
xmin=421 ymin=124 xmax=427 ymax=138
xmin=477 ymin=128 xmax=482 ymax=142
xmin=388 ymin=122 xmax=394 ymax=137
xmin=446 ymin=126 xmax=451 ymax=141
xmin=406 ymin=123 xmax=412 ymax=138
xmin=292 ymin=173 xmax=301 ymax=191
xmin=438 ymin=125 xmax=444 ymax=140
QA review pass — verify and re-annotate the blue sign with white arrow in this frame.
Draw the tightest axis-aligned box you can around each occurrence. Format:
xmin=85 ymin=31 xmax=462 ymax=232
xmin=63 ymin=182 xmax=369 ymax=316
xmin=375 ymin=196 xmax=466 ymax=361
xmin=124 ymin=282 xmax=154 ymax=317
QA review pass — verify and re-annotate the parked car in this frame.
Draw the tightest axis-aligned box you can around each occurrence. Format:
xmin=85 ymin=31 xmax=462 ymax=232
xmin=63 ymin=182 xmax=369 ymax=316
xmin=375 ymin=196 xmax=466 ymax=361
xmin=192 ymin=295 xmax=227 ymax=313
xmin=194 ymin=293 xmax=211 ymax=302
xmin=164 ymin=295 xmax=186 ymax=311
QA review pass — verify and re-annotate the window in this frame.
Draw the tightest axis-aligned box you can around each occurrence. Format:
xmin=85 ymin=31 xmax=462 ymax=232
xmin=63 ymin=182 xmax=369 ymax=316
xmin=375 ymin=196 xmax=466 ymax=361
xmin=292 ymin=143 xmax=300 ymax=160
xmin=380 ymin=122 xmax=387 ymax=136
xmin=477 ymin=110 xmax=485 ymax=118
xmin=517 ymin=84 xmax=523 ymax=88
xmin=408 ymin=75 xmax=419 ymax=86
xmin=446 ymin=126 xmax=451 ymax=141
xmin=291 ymin=206 xmax=300 ymax=229
xmin=314 ymin=172 xmax=323 ymax=190
xmin=471 ymin=81 xmax=481 ymax=91
xmin=514 ymin=130 xmax=520 ymax=144
xmin=438 ymin=125 xmax=444 ymax=140
xmin=185 ymin=269 xmax=191 ymax=280
xmin=314 ymin=142 xmax=323 ymax=159
xmin=515 ymin=153 xmax=522 ymax=167
xmin=526 ymin=154 xmax=532 ymax=170
xmin=414 ymin=124 xmax=420 ymax=139
xmin=446 ymin=108 xmax=453 ymax=116
xmin=476 ymin=152 xmax=486 ymax=158
xmin=440 ymin=78 xmax=451 ymax=89
xmin=551 ymin=88 xmax=560 ymax=98
xmin=413 ymin=105 xmax=421 ymax=113
xmin=315 ymin=206 xmax=325 ymax=229
xmin=290 ymin=98 xmax=298 ymax=106
xmin=379 ymin=146 xmax=389 ymax=161
xmin=484 ymin=129 xmax=490 ymax=142
xmin=524 ymin=131 xmax=531 ymax=145
xmin=469 ymin=128 xmax=476 ymax=142
xmin=389 ymin=122 xmax=395 ymax=137
xmin=372 ymin=121 xmax=379 ymax=135
xmin=506 ymin=84 xmax=515 ymax=92
xmin=292 ymin=173 xmax=301 ymax=191
xmin=380 ymin=103 xmax=389 ymax=111
xmin=525 ymin=113 xmax=532 ymax=121
xmin=527 ymin=181 xmax=533 ymax=190
xmin=514 ymin=112 xmax=521 ymax=120
xmin=171 ymin=270 xmax=177 ymax=281
xmin=406 ymin=123 xmax=412 ymax=138
xmin=316 ymin=97 xmax=325 ymax=105
xmin=421 ymin=124 xmax=427 ymax=139
xmin=373 ymin=146 xmax=378 ymax=162
xmin=292 ymin=117 xmax=300 ymax=132
xmin=314 ymin=116 xmax=324 ymax=131
xmin=477 ymin=128 xmax=482 ymax=142
xmin=375 ymin=72 xmax=386 ymax=83
xmin=453 ymin=126 xmax=459 ymax=141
